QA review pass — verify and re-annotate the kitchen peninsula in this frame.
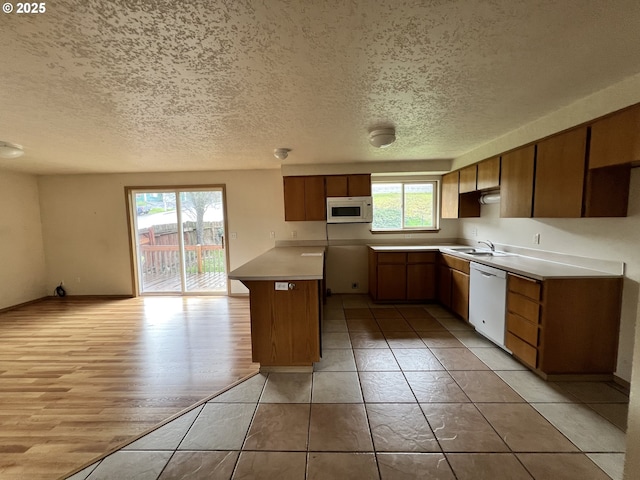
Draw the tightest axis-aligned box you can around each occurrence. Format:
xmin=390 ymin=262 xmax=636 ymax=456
xmin=228 ymin=246 xmax=325 ymax=370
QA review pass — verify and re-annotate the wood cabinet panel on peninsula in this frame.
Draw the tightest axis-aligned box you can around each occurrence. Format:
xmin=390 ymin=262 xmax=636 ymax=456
xmin=243 ymin=280 xmax=321 ymax=366
xmin=506 ymin=273 xmax=622 ymax=376
xmin=368 ymin=249 xmax=436 ymax=302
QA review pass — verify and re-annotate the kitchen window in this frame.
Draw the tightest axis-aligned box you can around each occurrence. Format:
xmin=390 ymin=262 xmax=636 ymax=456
xmin=371 ymin=180 xmax=438 ymax=232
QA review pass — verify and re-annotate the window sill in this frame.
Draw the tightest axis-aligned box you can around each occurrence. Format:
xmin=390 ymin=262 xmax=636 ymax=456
xmin=370 ymin=229 xmax=441 ymax=234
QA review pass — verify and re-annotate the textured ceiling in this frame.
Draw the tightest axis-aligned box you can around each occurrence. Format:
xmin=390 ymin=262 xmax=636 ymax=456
xmin=1 ymin=0 xmax=640 ymax=175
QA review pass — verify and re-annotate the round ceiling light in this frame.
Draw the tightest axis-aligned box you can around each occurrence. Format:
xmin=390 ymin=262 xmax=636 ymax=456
xmin=274 ymin=148 xmax=291 ymax=160
xmin=369 ymin=128 xmax=396 ymax=148
xmin=0 ymin=142 xmax=24 ymax=159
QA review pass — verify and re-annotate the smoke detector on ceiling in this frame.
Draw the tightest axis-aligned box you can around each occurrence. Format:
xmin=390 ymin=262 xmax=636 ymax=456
xmin=369 ymin=128 xmax=396 ymax=148
xmin=274 ymin=148 xmax=291 ymax=160
xmin=0 ymin=142 xmax=24 ymax=159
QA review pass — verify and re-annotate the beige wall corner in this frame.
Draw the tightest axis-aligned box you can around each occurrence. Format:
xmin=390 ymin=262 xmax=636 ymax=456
xmin=0 ymin=171 xmax=47 ymax=309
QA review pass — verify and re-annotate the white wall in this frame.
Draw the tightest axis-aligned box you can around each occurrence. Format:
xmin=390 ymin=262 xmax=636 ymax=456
xmin=37 ymin=169 xmax=286 ymax=295
xmin=0 ymin=171 xmax=47 ymax=309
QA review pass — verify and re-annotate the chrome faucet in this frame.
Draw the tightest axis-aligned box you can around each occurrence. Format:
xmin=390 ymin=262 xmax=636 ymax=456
xmin=478 ymin=240 xmax=495 ymax=252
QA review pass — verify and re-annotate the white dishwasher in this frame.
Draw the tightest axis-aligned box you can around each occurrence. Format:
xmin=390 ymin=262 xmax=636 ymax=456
xmin=469 ymin=262 xmax=509 ymax=350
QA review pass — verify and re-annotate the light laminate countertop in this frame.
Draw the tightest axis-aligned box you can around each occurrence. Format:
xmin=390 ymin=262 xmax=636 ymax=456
xmin=228 ymin=246 xmax=325 ymax=281
xmin=369 ymin=244 xmax=621 ymax=280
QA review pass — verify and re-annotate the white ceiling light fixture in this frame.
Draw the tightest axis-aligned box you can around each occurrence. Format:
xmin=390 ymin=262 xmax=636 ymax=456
xmin=274 ymin=148 xmax=291 ymax=160
xmin=369 ymin=127 xmax=396 ymax=148
xmin=0 ymin=142 xmax=24 ymax=159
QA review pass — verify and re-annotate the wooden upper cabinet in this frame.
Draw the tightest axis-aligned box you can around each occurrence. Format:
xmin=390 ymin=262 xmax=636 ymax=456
xmin=325 ymin=175 xmax=348 ymax=197
xmin=500 ymin=145 xmax=536 ymax=218
xmin=347 ymin=174 xmax=372 ymax=196
xmin=283 ymin=176 xmax=326 ymax=221
xmin=458 ymin=165 xmax=477 ymax=193
xmin=442 ymin=171 xmax=480 ymax=218
xmin=589 ymin=104 xmax=640 ymax=169
xmin=477 ymin=156 xmax=501 ymax=190
xmin=441 ymin=172 xmax=459 ymax=218
xmin=534 ymin=127 xmax=587 ymax=218
xmin=283 ymin=176 xmax=306 ymax=221
xmin=324 ymin=174 xmax=371 ymax=197
xmin=304 ymin=176 xmax=326 ymax=221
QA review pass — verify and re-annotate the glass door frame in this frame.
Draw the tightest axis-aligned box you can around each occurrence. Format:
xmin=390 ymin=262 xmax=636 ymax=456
xmin=125 ymin=184 xmax=230 ymax=297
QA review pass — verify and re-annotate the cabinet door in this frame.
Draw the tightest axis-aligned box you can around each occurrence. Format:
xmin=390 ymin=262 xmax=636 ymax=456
xmin=584 ymin=165 xmax=631 ymax=217
xmin=441 ymin=172 xmax=459 ymax=218
xmin=283 ymin=176 xmax=306 ymax=221
xmin=451 ymin=269 xmax=469 ymax=320
xmin=245 ymin=280 xmax=320 ymax=365
xmin=459 ymin=165 xmax=477 ymax=193
xmin=407 ymin=263 xmax=436 ymax=300
xmin=304 ymin=176 xmax=326 ymax=221
xmin=589 ymin=104 xmax=640 ymax=169
xmin=534 ymin=127 xmax=587 ymax=218
xmin=500 ymin=145 xmax=535 ymax=218
xmin=377 ymin=264 xmax=407 ymax=301
xmin=348 ymin=174 xmax=372 ymax=196
xmin=477 ymin=156 xmax=500 ymax=190
xmin=325 ymin=176 xmax=348 ymax=197
xmin=437 ymin=264 xmax=452 ymax=308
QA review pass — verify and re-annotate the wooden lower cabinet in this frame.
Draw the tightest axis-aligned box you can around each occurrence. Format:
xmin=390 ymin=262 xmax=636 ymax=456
xmin=407 ymin=263 xmax=436 ymax=300
xmin=437 ymin=263 xmax=452 ymax=308
xmin=369 ymin=249 xmax=436 ymax=302
xmin=243 ymin=280 xmax=321 ymax=366
xmin=450 ymin=269 xmax=470 ymax=320
xmin=506 ymin=273 xmax=622 ymax=376
xmin=377 ymin=263 xmax=407 ymax=300
xmin=437 ymin=254 xmax=470 ymax=321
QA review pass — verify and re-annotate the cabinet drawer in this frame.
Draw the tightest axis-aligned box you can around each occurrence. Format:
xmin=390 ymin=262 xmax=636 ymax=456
xmin=378 ymin=252 xmax=407 ymax=264
xmin=507 ymin=292 xmax=540 ymax=324
xmin=506 ymin=312 xmax=538 ymax=346
xmin=439 ymin=254 xmax=470 ymax=274
xmin=407 ymin=252 xmax=436 ymax=264
xmin=506 ymin=332 xmax=537 ymax=369
xmin=508 ymin=274 xmax=541 ymax=300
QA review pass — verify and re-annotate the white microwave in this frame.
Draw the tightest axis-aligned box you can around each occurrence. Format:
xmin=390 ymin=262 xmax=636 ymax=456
xmin=326 ymin=196 xmax=373 ymax=223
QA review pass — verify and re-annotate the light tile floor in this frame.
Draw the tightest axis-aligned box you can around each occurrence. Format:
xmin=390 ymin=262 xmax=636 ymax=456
xmin=66 ymin=295 xmax=628 ymax=480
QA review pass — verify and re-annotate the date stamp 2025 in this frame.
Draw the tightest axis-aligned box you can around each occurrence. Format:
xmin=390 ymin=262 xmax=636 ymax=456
xmin=3 ymin=2 xmax=47 ymax=14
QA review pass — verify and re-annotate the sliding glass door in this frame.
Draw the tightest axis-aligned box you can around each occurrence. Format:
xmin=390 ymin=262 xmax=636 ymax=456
xmin=131 ymin=187 xmax=227 ymax=295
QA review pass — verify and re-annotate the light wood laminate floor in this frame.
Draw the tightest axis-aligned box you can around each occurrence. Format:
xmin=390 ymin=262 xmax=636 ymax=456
xmin=0 ymin=296 xmax=258 ymax=480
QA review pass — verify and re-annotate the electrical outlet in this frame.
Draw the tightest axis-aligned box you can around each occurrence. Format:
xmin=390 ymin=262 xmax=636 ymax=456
xmin=404 ymin=234 xmax=412 ymax=239
xmin=76 ymin=277 xmax=81 ymax=283
xmin=533 ymin=233 xmax=541 ymax=245
xmin=351 ymin=282 xmax=359 ymax=289
xmin=60 ymin=280 xmax=64 ymax=286
xmin=291 ymin=230 xmax=297 ymax=239
xmin=472 ymin=227 xmax=478 ymax=237
xmin=230 ymin=232 xmax=237 ymax=240
xmin=270 ymin=231 xmax=275 ymax=239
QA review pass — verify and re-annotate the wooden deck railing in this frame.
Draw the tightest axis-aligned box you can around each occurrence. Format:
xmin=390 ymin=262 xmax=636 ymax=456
xmin=140 ymin=244 xmax=225 ymax=276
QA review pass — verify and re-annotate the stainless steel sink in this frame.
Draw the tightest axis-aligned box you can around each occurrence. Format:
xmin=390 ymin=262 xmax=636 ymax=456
xmin=447 ymin=247 xmax=478 ymax=253
xmin=446 ymin=247 xmax=511 ymax=257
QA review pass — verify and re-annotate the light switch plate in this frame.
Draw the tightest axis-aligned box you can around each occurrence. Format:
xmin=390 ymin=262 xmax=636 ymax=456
xmin=275 ymin=282 xmax=289 ymax=291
